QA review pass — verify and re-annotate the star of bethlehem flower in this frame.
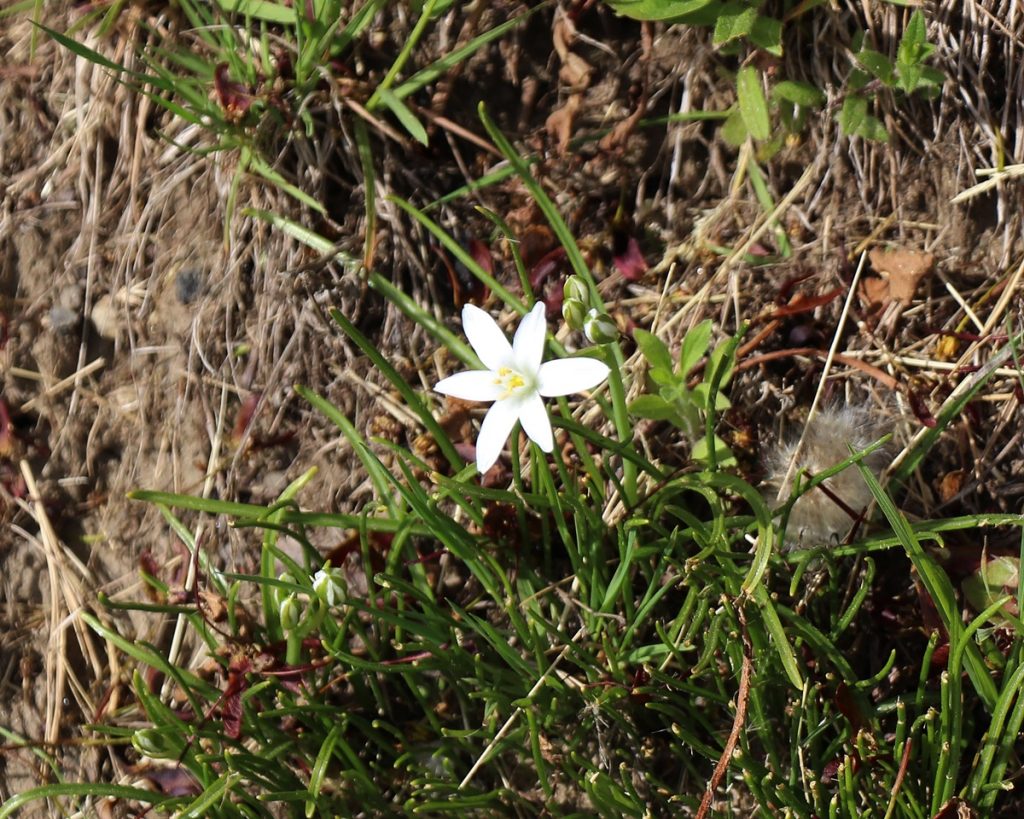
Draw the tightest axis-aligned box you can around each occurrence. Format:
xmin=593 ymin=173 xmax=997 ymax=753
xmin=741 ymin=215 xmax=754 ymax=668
xmin=435 ymin=302 xmax=611 ymax=474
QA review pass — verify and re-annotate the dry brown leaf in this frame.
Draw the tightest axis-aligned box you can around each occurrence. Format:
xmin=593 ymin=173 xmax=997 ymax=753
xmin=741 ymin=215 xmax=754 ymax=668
xmin=545 ymin=93 xmax=582 ymax=154
xmin=859 ymin=275 xmax=891 ymax=309
xmin=865 ymin=247 xmax=935 ymax=306
xmin=937 ymin=469 xmax=966 ymax=504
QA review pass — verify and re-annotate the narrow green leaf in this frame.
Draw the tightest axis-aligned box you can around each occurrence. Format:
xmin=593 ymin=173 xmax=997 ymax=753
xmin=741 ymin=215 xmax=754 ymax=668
xmin=394 ymin=6 xmax=540 ymax=101
xmin=329 ymin=308 xmax=463 ymax=471
xmin=857 ymin=463 xmax=998 ymax=709
xmin=377 ymin=88 xmax=429 ymax=145
xmin=0 ymin=784 xmax=175 ymax=818
xmin=214 ymin=0 xmax=296 ymax=23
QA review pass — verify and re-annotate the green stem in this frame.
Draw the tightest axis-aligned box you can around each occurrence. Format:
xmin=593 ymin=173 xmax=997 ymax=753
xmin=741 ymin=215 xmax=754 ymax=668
xmin=366 ymin=0 xmax=439 ymax=110
xmin=605 ymin=344 xmax=637 ymax=505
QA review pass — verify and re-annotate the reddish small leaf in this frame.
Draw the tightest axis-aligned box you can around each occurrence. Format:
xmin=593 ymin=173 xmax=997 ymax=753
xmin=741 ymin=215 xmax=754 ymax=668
xmin=776 ymin=271 xmax=815 ymax=304
xmin=770 ymin=287 xmax=844 ymax=318
xmin=221 ymin=658 xmax=251 ymax=741
xmin=232 ymin=393 xmax=261 ymax=444
xmin=907 ymin=387 xmax=937 ymax=428
xmin=529 ymin=247 xmax=566 ymax=290
xmin=468 ymin=239 xmax=494 ymax=276
xmin=834 ymin=682 xmax=866 ymax=732
xmin=613 ymin=236 xmax=648 ymax=281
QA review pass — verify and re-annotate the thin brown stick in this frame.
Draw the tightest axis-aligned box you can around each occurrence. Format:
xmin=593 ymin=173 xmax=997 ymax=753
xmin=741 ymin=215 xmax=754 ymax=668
xmin=883 ymin=737 xmax=913 ymax=819
xmin=737 ymin=346 xmax=900 ymax=391
xmin=696 ymin=612 xmax=753 ymax=819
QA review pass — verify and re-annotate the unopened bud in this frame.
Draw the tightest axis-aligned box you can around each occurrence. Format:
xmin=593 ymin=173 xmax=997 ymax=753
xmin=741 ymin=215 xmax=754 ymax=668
xmin=313 ymin=566 xmax=346 ymax=607
xmin=279 ymin=593 xmax=303 ymax=631
xmin=562 ymin=297 xmax=587 ymax=331
xmin=563 ymin=275 xmax=589 ymax=306
xmin=133 ymin=727 xmax=182 ymax=759
xmin=583 ymin=309 xmax=618 ymax=344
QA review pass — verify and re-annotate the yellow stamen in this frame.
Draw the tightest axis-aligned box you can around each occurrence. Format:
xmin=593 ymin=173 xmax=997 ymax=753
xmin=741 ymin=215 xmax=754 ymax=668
xmin=494 ymin=367 xmax=526 ymax=398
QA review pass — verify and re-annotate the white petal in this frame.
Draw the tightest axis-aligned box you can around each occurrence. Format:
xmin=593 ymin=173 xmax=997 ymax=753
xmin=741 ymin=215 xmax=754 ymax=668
xmin=435 ymin=370 xmax=503 ymax=402
xmin=537 ymin=357 xmax=611 ymax=397
xmin=475 ymin=398 xmax=519 ymax=473
xmin=518 ymin=393 xmax=553 ymax=452
xmin=462 ymin=304 xmax=513 ymax=371
xmin=512 ymin=302 xmax=547 ymax=375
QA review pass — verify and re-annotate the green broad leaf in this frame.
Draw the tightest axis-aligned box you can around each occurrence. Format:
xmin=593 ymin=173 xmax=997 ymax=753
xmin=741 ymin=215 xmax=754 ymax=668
xmin=838 ymin=94 xmax=868 ymax=136
xmin=896 ymin=62 xmax=922 ymax=94
xmin=634 ymin=329 xmax=674 ymax=374
xmin=721 ymin=108 xmax=748 ymax=146
xmin=736 ymin=66 xmax=771 ymax=141
xmin=921 ymin=66 xmax=946 ymax=90
xmin=847 ymin=67 xmax=871 ymax=92
xmin=773 ymin=80 xmax=826 ymax=107
xmin=897 ymin=9 xmax=927 ymax=66
xmin=748 ymin=15 xmax=783 ymax=56
xmin=858 ymin=114 xmax=889 ymax=142
xmin=629 ymin=394 xmax=677 ymax=421
xmin=857 ymin=48 xmax=895 ymax=84
xmin=376 ymin=88 xmax=429 ymax=145
xmin=648 ymin=366 xmax=676 ymax=387
xmin=603 ymin=0 xmax=716 ymax=21
xmin=678 ymin=319 xmax=713 ymax=377
xmin=712 ymin=3 xmax=757 ymax=45
xmin=691 ymin=435 xmax=736 ymax=467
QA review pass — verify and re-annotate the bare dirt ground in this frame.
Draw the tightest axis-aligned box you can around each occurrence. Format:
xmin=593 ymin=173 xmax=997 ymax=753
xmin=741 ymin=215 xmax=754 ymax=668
xmin=2 ymin=0 xmax=1024 ymax=809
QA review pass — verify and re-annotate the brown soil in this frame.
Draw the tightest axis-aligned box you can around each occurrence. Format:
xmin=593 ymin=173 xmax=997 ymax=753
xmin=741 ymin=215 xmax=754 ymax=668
xmin=1 ymin=0 xmax=1023 ymax=812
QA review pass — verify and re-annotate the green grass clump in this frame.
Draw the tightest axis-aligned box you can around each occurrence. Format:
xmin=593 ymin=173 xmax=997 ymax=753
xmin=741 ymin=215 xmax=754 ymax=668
xmin=11 ymin=142 xmax=1024 ymax=816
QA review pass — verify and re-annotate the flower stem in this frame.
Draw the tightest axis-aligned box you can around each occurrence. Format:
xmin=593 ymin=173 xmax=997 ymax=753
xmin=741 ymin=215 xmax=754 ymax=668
xmin=605 ymin=343 xmax=637 ymax=505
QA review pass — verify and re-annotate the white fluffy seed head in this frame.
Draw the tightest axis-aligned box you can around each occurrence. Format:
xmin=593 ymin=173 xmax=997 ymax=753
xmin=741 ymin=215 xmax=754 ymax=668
xmin=763 ymin=405 xmax=888 ymax=550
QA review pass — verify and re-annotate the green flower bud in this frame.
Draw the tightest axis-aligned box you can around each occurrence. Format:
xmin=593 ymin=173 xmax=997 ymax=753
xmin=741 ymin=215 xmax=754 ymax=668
xmin=312 ymin=566 xmax=346 ymax=607
xmin=583 ymin=309 xmax=618 ymax=344
xmin=562 ymin=297 xmax=587 ymax=331
xmin=563 ymin=275 xmax=589 ymax=306
xmin=279 ymin=593 xmax=303 ymax=631
xmin=133 ymin=727 xmax=183 ymax=759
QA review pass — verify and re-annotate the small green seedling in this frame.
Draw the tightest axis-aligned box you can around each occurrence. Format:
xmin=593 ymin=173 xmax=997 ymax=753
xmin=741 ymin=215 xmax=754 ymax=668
xmin=629 ymin=319 xmax=736 ymax=466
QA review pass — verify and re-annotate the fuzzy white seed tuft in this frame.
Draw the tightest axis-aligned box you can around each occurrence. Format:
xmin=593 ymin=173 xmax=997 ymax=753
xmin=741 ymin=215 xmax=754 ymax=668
xmin=763 ymin=406 xmax=888 ymax=549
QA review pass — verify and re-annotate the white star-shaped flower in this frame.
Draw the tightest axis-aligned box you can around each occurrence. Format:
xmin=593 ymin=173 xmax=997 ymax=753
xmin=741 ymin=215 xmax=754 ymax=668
xmin=436 ymin=302 xmax=611 ymax=474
